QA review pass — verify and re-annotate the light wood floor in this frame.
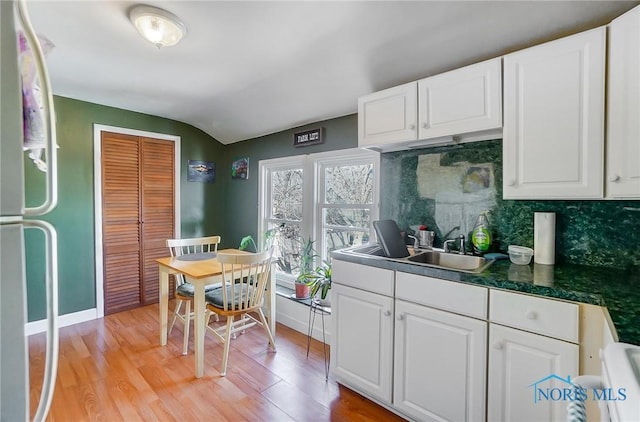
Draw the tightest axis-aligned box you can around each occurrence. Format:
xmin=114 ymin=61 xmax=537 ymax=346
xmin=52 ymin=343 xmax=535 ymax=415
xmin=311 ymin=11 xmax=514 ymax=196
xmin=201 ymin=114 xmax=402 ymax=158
xmin=28 ymin=303 xmax=406 ymax=421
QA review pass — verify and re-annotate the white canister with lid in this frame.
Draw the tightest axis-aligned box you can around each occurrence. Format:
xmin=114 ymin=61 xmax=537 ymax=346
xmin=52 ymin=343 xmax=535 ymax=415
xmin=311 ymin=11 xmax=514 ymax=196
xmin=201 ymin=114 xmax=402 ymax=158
xmin=534 ymin=212 xmax=555 ymax=265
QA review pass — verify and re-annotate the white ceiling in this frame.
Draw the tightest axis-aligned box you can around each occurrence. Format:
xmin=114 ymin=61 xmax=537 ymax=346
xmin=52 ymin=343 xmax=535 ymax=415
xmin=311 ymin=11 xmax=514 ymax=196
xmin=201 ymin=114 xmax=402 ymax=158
xmin=26 ymin=1 xmax=638 ymax=145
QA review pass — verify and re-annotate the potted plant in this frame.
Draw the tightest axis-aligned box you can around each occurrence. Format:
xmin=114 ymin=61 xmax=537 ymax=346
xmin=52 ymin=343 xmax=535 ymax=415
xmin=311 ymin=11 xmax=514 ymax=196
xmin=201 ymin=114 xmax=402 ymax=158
xmin=294 ymin=237 xmax=318 ymax=299
xmin=238 ymin=226 xmax=278 ymax=253
xmin=298 ymin=260 xmax=332 ymax=306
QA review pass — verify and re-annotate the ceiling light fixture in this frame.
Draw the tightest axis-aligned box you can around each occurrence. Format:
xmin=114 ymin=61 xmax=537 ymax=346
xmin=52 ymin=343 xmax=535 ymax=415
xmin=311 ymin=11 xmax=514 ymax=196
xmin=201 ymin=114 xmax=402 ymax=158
xmin=129 ymin=5 xmax=186 ymax=48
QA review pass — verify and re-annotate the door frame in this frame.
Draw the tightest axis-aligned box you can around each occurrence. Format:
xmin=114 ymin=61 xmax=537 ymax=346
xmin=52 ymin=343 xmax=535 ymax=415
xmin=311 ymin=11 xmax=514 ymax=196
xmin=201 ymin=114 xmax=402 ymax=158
xmin=93 ymin=124 xmax=181 ymax=318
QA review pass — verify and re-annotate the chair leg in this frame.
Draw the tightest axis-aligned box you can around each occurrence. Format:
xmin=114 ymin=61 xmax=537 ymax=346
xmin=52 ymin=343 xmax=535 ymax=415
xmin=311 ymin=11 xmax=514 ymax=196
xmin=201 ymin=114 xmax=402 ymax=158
xmin=220 ymin=315 xmax=235 ymax=377
xmin=257 ymin=308 xmax=276 ymax=352
xmin=182 ymin=300 xmax=191 ymax=356
xmin=169 ymin=300 xmax=183 ymax=335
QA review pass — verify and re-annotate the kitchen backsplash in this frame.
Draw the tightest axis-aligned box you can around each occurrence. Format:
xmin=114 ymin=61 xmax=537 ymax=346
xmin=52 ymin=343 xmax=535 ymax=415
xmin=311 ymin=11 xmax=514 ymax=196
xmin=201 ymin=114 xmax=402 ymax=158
xmin=380 ymin=139 xmax=640 ymax=270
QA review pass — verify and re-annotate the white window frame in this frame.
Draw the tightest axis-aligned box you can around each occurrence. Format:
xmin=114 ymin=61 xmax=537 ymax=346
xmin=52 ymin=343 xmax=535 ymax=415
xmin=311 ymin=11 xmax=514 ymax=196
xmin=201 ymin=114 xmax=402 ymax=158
xmin=259 ymin=148 xmax=379 ymax=289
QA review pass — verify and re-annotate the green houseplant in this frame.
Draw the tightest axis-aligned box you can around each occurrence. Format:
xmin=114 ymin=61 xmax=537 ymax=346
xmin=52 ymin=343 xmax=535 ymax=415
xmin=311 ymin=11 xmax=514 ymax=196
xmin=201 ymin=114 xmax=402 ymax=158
xmin=298 ymin=260 xmax=332 ymax=303
xmin=296 ymin=238 xmax=332 ymax=303
xmin=238 ymin=226 xmax=278 ymax=253
xmin=293 ymin=237 xmax=318 ymax=299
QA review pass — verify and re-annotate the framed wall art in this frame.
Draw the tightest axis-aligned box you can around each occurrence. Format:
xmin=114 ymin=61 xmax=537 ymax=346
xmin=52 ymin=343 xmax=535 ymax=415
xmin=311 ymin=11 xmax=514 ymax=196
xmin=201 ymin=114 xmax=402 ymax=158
xmin=231 ymin=157 xmax=249 ymax=180
xmin=187 ymin=160 xmax=215 ymax=183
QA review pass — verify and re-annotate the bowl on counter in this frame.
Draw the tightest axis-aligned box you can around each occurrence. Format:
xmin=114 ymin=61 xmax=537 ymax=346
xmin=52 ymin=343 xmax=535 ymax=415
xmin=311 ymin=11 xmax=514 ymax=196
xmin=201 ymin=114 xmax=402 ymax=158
xmin=508 ymin=245 xmax=534 ymax=265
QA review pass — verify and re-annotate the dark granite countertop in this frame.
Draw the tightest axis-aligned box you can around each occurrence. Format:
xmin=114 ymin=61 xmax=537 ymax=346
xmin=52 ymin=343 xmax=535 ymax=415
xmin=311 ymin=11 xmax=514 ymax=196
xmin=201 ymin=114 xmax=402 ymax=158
xmin=332 ymin=250 xmax=640 ymax=345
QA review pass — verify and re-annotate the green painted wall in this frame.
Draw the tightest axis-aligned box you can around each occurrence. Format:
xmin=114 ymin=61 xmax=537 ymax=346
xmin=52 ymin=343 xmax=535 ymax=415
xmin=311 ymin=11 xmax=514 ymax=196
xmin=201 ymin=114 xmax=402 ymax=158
xmin=24 ymin=96 xmax=225 ymax=320
xmin=21 ymin=96 xmax=640 ymax=320
xmin=222 ymin=114 xmax=358 ymax=249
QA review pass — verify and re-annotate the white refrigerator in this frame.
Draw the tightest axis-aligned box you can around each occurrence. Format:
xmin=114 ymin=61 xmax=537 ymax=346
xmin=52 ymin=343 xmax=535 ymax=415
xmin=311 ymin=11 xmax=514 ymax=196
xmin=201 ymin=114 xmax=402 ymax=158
xmin=0 ymin=0 xmax=59 ymax=420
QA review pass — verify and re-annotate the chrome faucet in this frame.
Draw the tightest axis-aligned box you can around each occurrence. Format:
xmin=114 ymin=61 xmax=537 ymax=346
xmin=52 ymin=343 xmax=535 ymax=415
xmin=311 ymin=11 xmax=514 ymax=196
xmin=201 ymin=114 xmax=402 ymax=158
xmin=444 ymin=234 xmax=466 ymax=255
xmin=442 ymin=225 xmax=461 ymax=240
xmin=407 ymin=234 xmax=419 ymax=249
xmin=458 ymin=234 xmax=466 ymax=255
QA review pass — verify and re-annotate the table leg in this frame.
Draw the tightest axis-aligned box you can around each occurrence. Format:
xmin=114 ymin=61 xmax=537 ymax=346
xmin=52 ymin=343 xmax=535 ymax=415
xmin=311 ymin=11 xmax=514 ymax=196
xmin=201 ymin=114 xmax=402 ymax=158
xmin=266 ymin=264 xmax=276 ymax=339
xmin=193 ymin=281 xmax=206 ymax=378
xmin=159 ymin=267 xmax=169 ymax=346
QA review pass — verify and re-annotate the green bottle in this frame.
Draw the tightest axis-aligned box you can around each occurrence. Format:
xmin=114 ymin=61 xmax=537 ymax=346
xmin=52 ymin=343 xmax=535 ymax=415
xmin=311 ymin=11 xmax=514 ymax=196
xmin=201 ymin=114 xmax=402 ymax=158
xmin=471 ymin=212 xmax=491 ymax=255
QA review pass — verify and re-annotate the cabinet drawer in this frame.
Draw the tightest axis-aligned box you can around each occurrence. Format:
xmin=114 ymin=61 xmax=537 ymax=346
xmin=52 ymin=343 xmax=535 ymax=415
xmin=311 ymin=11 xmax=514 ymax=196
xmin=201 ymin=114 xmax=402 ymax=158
xmin=396 ymin=272 xmax=488 ymax=319
xmin=489 ymin=290 xmax=579 ymax=342
xmin=332 ymin=260 xmax=394 ymax=296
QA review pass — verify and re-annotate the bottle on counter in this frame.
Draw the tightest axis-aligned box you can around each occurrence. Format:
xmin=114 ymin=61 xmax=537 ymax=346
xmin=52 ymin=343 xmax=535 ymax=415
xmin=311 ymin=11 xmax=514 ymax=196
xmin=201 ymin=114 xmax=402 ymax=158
xmin=471 ymin=212 xmax=492 ymax=255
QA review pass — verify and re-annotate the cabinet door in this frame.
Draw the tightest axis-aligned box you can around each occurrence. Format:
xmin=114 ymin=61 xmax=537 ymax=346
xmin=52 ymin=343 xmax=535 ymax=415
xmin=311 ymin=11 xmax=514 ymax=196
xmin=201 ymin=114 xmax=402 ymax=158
xmin=487 ymin=324 xmax=579 ymax=422
xmin=418 ymin=58 xmax=502 ymax=141
xmin=331 ymin=283 xmax=394 ymax=403
xmin=503 ymin=27 xmax=605 ymax=199
xmin=607 ymin=6 xmax=640 ymax=198
xmin=358 ymin=82 xmax=418 ymax=147
xmin=394 ymin=300 xmax=487 ymax=422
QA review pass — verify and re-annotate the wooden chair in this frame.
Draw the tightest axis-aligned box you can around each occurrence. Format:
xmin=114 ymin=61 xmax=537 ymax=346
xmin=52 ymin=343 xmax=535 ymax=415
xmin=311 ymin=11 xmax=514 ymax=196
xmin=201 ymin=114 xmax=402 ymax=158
xmin=166 ymin=236 xmax=221 ymax=355
xmin=205 ymin=249 xmax=276 ymax=376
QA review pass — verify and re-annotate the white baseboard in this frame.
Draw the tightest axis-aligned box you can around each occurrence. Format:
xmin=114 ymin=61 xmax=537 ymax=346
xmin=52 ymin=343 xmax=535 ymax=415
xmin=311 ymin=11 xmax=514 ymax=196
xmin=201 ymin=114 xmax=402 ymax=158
xmin=275 ymin=296 xmax=331 ymax=344
xmin=26 ymin=308 xmax=98 ymax=336
xmin=25 ymin=299 xmax=331 ymax=343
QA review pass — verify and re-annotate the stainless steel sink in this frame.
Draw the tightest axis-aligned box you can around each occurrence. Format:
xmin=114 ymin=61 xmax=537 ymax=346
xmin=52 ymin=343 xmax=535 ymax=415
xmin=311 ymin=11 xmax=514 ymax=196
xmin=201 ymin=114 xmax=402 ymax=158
xmin=403 ymin=250 xmax=493 ymax=273
xmin=344 ymin=244 xmax=387 ymax=257
xmin=339 ymin=244 xmax=494 ymax=273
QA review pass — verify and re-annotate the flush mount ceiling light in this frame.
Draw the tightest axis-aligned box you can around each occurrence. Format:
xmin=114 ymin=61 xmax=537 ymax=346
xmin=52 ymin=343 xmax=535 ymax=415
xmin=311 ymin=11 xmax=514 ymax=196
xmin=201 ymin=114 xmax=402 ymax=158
xmin=129 ymin=5 xmax=186 ymax=48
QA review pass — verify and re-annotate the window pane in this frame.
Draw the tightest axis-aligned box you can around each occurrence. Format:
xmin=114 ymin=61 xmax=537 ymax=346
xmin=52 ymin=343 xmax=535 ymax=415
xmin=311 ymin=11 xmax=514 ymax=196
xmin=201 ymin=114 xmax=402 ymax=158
xmin=324 ymin=208 xmax=371 ymax=229
xmin=324 ymin=229 xmax=371 ymax=260
xmin=269 ymin=222 xmax=302 ymax=275
xmin=271 ymin=169 xmax=303 ymax=220
xmin=324 ymin=164 xmax=373 ymax=205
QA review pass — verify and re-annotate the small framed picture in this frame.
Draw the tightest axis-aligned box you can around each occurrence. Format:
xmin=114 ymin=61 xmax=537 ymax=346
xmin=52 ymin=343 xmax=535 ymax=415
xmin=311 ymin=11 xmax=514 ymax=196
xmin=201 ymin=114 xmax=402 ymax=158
xmin=231 ymin=157 xmax=249 ymax=180
xmin=187 ymin=160 xmax=215 ymax=183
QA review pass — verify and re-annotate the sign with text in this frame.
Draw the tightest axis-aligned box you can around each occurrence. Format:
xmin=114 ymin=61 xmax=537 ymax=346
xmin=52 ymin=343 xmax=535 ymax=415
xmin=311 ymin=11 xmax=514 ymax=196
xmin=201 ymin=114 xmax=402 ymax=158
xmin=293 ymin=128 xmax=324 ymax=147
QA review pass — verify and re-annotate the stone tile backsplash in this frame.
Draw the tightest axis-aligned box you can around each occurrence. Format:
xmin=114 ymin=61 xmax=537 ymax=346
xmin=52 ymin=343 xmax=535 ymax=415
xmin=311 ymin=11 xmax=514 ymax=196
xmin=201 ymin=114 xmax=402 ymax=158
xmin=380 ymin=139 xmax=640 ymax=269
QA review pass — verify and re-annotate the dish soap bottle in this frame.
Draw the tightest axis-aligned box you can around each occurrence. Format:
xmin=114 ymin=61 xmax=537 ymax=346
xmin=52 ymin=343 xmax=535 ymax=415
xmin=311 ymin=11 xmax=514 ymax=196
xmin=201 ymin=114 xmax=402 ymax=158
xmin=471 ymin=212 xmax=491 ymax=255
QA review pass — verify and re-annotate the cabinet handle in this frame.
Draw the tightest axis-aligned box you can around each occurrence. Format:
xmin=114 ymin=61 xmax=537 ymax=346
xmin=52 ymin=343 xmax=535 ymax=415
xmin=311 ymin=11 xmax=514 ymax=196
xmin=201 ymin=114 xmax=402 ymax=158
xmin=526 ymin=311 xmax=538 ymax=320
xmin=384 ymin=310 xmax=391 ymax=316
xmin=397 ymin=314 xmax=404 ymax=321
xmin=422 ymin=123 xmax=428 ymax=129
xmin=609 ymin=174 xmax=621 ymax=182
xmin=506 ymin=179 xmax=516 ymax=187
xmin=493 ymin=342 xmax=504 ymax=350
xmin=409 ymin=124 xmax=416 ymax=130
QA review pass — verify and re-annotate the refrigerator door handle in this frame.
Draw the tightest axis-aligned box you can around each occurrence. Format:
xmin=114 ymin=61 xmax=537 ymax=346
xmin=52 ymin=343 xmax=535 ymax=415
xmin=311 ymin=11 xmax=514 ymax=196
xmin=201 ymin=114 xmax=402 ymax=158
xmin=23 ymin=220 xmax=59 ymax=421
xmin=15 ymin=0 xmax=58 ymax=217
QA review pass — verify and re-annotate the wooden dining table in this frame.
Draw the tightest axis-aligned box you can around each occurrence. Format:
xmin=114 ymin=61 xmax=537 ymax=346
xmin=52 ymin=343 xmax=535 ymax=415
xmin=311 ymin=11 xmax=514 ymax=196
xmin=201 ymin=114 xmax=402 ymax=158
xmin=156 ymin=248 xmax=276 ymax=378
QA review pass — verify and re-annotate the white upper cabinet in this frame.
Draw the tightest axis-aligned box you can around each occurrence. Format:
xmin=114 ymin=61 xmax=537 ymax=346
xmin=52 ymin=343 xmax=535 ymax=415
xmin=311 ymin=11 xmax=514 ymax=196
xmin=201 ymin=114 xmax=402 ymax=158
xmin=503 ymin=27 xmax=606 ymax=199
xmin=607 ymin=6 xmax=640 ymax=198
xmin=418 ymin=58 xmax=502 ymax=141
xmin=358 ymin=82 xmax=418 ymax=147
xmin=358 ymin=59 xmax=503 ymax=149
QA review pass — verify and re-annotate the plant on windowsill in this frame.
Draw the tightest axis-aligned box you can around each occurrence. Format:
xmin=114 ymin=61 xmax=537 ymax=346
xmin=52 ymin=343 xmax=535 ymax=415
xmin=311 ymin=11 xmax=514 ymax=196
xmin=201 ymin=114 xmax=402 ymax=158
xmin=298 ymin=260 xmax=332 ymax=307
xmin=238 ymin=226 xmax=279 ymax=253
xmin=293 ymin=237 xmax=317 ymax=299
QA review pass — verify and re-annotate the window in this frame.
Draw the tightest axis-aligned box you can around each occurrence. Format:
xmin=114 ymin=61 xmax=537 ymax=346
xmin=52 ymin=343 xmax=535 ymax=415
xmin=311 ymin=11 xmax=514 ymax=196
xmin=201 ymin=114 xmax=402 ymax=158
xmin=316 ymin=156 xmax=375 ymax=260
xmin=259 ymin=149 xmax=379 ymax=288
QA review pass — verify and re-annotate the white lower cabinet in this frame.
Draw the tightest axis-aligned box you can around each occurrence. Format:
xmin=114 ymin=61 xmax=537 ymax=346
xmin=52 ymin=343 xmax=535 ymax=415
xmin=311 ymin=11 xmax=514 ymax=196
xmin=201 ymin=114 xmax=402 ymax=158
xmin=331 ymin=261 xmax=584 ymax=422
xmin=331 ymin=282 xmax=394 ymax=403
xmin=394 ymin=300 xmax=487 ymax=422
xmin=487 ymin=324 xmax=579 ymax=422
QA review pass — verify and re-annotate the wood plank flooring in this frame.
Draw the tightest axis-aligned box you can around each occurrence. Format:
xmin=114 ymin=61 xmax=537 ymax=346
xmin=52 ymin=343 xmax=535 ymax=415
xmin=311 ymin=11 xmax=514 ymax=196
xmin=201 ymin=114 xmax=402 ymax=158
xmin=28 ymin=303 xmax=406 ymax=421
